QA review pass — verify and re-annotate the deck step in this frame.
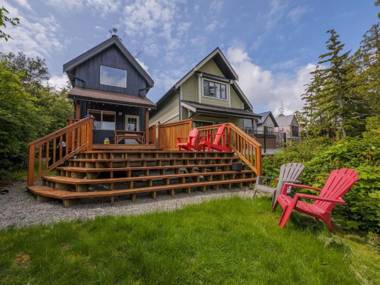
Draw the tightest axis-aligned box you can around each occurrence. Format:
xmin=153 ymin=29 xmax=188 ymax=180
xmin=29 ymin=177 xmax=255 ymax=202
xmin=81 ymin=150 xmax=234 ymax=154
xmin=69 ymin=156 xmax=238 ymax=163
xmin=57 ymin=163 xmax=236 ymax=173
xmin=43 ymin=170 xmax=252 ymax=185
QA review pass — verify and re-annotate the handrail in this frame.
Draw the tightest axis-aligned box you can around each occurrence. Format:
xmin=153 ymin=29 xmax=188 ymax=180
xmin=27 ymin=116 xmax=93 ymax=186
xmin=197 ymin=123 xmax=262 ymax=175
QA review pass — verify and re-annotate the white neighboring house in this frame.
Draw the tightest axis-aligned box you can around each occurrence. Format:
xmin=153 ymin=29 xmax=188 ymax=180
xmin=275 ymin=114 xmax=300 ymax=141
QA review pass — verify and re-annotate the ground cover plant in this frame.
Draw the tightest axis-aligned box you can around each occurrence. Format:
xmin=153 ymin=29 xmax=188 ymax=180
xmin=0 ymin=197 xmax=379 ymax=285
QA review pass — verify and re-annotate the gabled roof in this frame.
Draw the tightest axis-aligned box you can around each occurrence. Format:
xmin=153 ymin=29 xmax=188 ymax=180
xmin=181 ymin=101 xmax=260 ymax=119
xmin=68 ymin=87 xmax=155 ymax=108
xmin=275 ymin=114 xmax=298 ymax=127
xmin=63 ymin=35 xmax=154 ymax=87
xmin=258 ymin=111 xmax=279 ymax=127
xmin=155 ymin=47 xmax=253 ymax=110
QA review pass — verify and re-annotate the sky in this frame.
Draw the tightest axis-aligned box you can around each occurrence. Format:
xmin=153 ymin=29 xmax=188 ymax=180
xmin=1 ymin=0 xmax=379 ymax=114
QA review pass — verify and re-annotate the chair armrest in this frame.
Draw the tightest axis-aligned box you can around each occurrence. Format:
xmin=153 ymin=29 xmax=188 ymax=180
xmin=280 ymin=183 xmax=322 ymax=195
xmin=282 ymin=179 xmax=301 ymax=184
xmin=294 ymin=193 xmax=346 ymax=205
xmin=256 ymin=176 xmax=274 ymax=185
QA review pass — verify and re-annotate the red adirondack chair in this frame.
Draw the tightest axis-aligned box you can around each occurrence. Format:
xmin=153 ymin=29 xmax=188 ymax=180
xmin=274 ymin=168 xmax=358 ymax=231
xmin=176 ymin=128 xmax=199 ymax=151
xmin=199 ymin=124 xmax=230 ymax=152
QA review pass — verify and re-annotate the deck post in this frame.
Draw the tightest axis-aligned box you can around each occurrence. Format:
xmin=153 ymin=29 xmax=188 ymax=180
xmin=75 ymin=100 xmax=81 ymax=120
xmin=27 ymin=144 xmax=35 ymax=186
xmin=145 ymin=108 xmax=149 ymax=144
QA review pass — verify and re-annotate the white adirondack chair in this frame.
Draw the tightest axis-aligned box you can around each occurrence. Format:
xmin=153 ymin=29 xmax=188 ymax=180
xmin=253 ymin=163 xmax=304 ymax=207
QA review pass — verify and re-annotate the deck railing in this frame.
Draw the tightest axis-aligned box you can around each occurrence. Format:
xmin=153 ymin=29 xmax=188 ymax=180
xmin=27 ymin=116 xmax=93 ymax=186
xmin=197 ymin=123 xmax=262 ymax=175
xmin=155 ymin=119 xmax=193 ymax=150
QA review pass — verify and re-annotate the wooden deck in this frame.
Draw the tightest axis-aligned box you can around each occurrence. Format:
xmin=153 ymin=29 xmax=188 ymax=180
xmin=26 ymin=119 xmax=262 ymax=207
xmin=28 ymin=149 xmax=256 ymax=207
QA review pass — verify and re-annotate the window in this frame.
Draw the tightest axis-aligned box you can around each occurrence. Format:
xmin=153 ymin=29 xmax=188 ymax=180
xmin=100 ymin=65 xmax=127 ymax=88
xmin=203 ymin=79 xmax=227 ymax=100
xmin=88 ymin=110 xmax=116 ymax=130
xmin=125 ymin=115 xmax=140 ymax=131
xmin=194 ymin=121 xmax=214 ymax=127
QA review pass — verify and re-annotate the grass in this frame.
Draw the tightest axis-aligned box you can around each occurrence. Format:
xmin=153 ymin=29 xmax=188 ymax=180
xmin=0 ymin=197 xmax=379 ymax=285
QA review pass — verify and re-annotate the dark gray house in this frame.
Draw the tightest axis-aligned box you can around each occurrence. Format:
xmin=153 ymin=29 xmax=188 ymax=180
xmin=63 ymin=35 xmax=155 ymax=144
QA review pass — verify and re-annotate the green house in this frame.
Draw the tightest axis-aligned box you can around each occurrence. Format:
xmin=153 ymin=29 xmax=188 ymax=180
xmin=150 ymin=48 xmax=260 ymax=129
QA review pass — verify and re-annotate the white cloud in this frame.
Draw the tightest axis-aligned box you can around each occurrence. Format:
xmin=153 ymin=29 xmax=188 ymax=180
xmin=287 ymin=5 xmax=308 ymax=23
xmin=47 ymin=74 xmax=70 ymax=90
xmin=120 ymin=0 xmax=191 ymax=61
xmin=46 ymin=0 xmax=120 ymax=16
xmin=2 ymin=4 xmax=63 ymax=58
xmin=227 ymin=47 xmax=315 ymax=115
xmin=12 ymin=0 xmax=32 ymax=10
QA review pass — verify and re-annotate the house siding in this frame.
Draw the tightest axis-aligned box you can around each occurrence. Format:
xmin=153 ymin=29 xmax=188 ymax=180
xmin=198 ymin=59 xmax=225 ymax=77
xmin=230 ymin=87 xmax=245 ymax=109
xmin=73 ymin=45 xmax=148 ymax=96
xmin=182 ymin=75 xmax=198 ymax=102
xmin=150 ymin=93 xmax=179 ymax=125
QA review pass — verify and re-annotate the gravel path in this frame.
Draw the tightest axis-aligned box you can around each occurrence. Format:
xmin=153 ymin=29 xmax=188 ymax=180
xmin=0 ymin=181 xmax=256 ymax=230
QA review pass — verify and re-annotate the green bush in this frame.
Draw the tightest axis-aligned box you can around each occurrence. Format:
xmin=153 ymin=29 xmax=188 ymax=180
xmin=0 ymin=57 xmax=72 ymax=180
xmin=263 ymin=131 xmax=380 ymax=233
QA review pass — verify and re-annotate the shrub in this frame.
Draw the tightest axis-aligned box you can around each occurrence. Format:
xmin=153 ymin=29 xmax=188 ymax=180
xmin=263 ymin=132 xmax=380 ymax=233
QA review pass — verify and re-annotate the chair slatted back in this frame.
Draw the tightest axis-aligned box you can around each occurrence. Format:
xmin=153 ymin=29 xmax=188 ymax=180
xmin=315 ymin=168 xmax=359 ymax=212
xmin=213 ymin=124 xmax=226 ymax=145
xmin=188 ymin=128 xmax=199 ymax=148
xmin=279 ymin=163 xmax=305 ymax=184
xmin=273 ymin=163 xmax=304 ymax=205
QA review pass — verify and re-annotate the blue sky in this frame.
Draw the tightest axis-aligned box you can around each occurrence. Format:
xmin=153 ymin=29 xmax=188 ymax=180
xmin=2 ymin=0 xmax=379 ymax=114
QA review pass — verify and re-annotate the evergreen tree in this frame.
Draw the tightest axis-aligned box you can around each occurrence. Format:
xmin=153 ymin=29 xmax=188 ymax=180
xmin=302 ymin=30 xmax=369 ymax=138
xmin=353 ymin=24 xmax=380 ymax=115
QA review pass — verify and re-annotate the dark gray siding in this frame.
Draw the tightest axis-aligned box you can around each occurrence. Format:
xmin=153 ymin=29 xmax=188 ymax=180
xmin=73 ymin=45 xmax=148 ymax=96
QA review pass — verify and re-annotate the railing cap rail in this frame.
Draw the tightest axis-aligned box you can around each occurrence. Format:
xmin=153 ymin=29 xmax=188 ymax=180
xmin=28 ymin=116 xmax=93 ymax=147
xmin=197 ymin=122 xmax=262 ymax=148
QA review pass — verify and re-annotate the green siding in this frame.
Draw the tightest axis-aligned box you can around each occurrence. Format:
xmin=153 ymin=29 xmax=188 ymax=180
xmin=198 ymin=59 xmax=225 ymax=77
xmin=230 ymin=87 xmax=245 ymax=109
xmin=182 ymin=75 xmax=198 ymax=102
xmin=149 ymin=93 xmax=179 ymax=125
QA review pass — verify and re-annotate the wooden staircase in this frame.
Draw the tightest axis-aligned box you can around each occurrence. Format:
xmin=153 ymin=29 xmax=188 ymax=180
xmin=28 ymin=150 xmax=256 ymax=207
xmin=27 ymin=118 xmax=262 ymax=207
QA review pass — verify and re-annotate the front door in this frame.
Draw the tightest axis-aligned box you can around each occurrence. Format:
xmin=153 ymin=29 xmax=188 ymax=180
xmin=125 ymin=115 xmax=140 ymax=131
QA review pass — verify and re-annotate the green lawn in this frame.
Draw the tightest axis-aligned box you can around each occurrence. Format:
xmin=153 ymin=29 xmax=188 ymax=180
xmin=0 ymin=197 xmax=379 ymax=285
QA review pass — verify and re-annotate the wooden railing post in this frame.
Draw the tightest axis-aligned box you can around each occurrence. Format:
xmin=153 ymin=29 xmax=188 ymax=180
xmin=157 ymin=122 xmax=161 ymax=148
xmin=27 ymin=144 xmax=35 ymax=186
xmin=256 ymin=145 xmax=262 ymax=176
xmin=86 ymin=117 xmax=93 ymax=150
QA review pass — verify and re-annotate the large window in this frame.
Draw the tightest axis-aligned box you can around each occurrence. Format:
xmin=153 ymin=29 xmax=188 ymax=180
xmin=100 ymin=65 xmax=127 ymax=88
xmin=88 ymin=110 xmax=116 ymax=130
xmin=203 ymin=79 xmax=227 ymax=100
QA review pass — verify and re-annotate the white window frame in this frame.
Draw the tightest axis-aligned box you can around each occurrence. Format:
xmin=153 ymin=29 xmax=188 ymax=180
xmin=88 ymin=109 xmax=116 ymax=131
xmin=202 ymin=78 xmax=229 ymax=101
xmin=125 ymin=115 xmax=140 ymax=131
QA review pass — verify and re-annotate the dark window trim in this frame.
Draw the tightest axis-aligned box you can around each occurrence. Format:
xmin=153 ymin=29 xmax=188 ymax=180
xmin=202 ymin=78 xmax=228 ymax=101
xmin=99 ymin=64 xmax=127 ymax=88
